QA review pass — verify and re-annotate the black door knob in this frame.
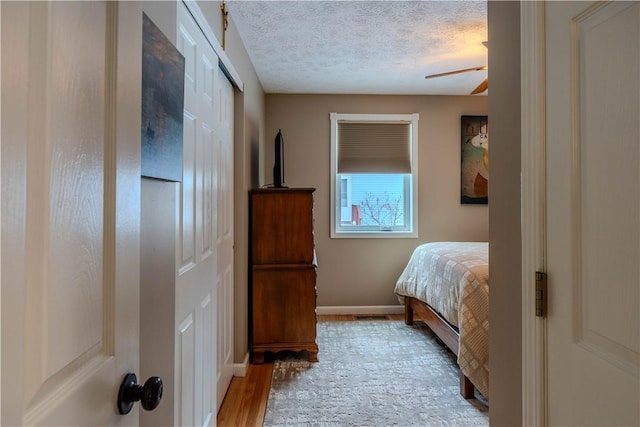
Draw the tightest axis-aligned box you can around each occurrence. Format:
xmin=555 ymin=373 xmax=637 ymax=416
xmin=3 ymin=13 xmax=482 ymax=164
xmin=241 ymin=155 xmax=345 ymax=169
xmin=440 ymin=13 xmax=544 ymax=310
xmin=117 ymin=373 xmax=163 ymax=415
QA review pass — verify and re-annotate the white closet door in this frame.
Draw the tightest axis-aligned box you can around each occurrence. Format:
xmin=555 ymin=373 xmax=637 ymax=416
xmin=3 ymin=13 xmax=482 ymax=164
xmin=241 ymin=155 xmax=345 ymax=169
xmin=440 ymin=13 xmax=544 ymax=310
xmin=215 ymin=65 xmax=235 ymax=410
xmin=175 ymin=2 xmax=222 ymax=425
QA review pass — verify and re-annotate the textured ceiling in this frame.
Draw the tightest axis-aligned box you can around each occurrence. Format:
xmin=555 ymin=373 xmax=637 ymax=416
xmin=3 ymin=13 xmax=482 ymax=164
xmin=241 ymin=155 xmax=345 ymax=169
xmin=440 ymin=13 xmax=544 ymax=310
xmin=226 ymin=1 xmax=488 ymax=95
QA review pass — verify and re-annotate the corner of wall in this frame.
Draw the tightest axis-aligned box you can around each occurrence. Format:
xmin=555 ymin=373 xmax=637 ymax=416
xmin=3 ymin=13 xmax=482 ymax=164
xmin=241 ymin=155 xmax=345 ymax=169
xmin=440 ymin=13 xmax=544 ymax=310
xmin=233 ymin=352 xmax=250 ymax=377
xmin=487 ymin=1 xmax=522 ymax=425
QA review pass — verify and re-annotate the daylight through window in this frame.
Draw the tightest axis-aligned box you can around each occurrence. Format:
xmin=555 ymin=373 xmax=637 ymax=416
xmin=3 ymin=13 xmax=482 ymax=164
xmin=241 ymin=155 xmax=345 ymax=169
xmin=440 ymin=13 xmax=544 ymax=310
xmin=330 ymin=113 xmax=419 ymax=238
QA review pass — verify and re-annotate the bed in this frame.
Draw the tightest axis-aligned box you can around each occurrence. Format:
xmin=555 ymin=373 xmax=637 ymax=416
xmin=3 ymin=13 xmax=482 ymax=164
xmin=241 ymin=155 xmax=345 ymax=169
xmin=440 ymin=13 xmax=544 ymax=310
xmin=394 ymin=241 xmax=489 ymax=400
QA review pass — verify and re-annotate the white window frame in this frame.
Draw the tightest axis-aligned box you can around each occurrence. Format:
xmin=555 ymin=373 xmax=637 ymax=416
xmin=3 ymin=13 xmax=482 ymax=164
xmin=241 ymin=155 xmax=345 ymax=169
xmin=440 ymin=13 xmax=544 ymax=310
xmin=330 ymin=112 xmax=419 ymax=239
xmin=339 ymin=175 xmax=353 ymax=224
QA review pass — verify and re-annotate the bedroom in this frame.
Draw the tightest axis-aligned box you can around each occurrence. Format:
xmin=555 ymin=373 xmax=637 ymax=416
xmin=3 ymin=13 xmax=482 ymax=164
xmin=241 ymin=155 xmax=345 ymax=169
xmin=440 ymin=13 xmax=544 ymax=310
xmin=224 ymin=0 xmax=500 ymax=423
xmin=3 ymin=0 xmax=635 ymax=425
xmin=219 ymin=0 xmax=514 ymax=424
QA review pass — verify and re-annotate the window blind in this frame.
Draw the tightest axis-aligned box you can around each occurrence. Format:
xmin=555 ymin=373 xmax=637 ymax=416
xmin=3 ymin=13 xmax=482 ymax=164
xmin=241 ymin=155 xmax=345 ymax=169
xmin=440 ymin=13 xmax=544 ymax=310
xmin=337 ymin=122 xmax=411 ymax=173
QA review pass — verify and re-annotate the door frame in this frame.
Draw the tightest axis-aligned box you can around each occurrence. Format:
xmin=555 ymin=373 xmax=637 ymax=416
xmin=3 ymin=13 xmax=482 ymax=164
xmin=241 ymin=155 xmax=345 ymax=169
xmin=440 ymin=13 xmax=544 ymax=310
xmin=520 ymin=1 xmax=547 ymax=426
xmin=181 ymin=0 xmax=243 ymax=92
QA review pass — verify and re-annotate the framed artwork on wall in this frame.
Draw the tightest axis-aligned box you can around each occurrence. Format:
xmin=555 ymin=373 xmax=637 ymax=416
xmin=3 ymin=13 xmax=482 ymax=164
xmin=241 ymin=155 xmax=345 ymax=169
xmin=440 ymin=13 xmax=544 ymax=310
xmin=460 ymin=115 xmax=489 ymax=204
xmin=141 ymin=13 xmax=185 ymax=182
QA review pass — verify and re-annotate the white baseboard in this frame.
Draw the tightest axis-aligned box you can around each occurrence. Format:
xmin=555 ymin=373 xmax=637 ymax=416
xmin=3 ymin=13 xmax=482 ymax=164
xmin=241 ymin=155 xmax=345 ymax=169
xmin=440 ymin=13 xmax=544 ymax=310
xmin=316 ymin=305 xmax=404 ymax=315
xmin=233 ymin=352 xmax=250 ymax=377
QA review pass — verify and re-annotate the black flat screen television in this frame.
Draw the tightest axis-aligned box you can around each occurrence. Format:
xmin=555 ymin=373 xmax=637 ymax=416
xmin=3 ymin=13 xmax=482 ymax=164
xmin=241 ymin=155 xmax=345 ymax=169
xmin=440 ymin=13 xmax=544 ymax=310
xmin=273 ymin=129 xmax=285 ymax=188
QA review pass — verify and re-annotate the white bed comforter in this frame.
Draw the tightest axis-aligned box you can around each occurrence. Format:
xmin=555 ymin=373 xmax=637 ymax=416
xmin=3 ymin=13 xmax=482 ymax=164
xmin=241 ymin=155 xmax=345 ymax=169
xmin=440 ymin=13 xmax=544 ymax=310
xmin=394 ymin=242 xmax=489 ymax=399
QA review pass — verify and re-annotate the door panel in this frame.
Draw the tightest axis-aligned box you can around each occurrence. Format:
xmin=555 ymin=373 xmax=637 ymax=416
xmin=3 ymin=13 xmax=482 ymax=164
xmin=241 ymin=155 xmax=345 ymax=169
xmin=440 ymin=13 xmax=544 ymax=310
xmin=216 ymin=66 xmax=235 ymax=409
xmin=178 ymin=314 xmax=196 ymax=427
xmin=1 ymin=2 xmax=141 ymax=425
xmin=43 ymin=0 xmax=107 ymax=380
xmin=200 ymin=294 xmax=215 ymax=425
xmin=175 ymin=3 xmax=219 ymax=425
xmin=571 ymin=3 xmax=639 ymax=371
xmin=545 ymin=2 xmax=639 ymax=425
xmin=201 ymin=124 xmax=215 ymax=259
xmin=180 ymin=109 xmax=197 ymax=273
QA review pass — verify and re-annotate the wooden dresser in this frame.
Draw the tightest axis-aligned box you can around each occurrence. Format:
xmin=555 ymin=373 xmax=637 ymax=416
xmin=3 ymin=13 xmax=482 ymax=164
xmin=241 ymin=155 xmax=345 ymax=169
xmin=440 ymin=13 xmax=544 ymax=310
xmin=249 ymin=188 xmax=318 ymax=363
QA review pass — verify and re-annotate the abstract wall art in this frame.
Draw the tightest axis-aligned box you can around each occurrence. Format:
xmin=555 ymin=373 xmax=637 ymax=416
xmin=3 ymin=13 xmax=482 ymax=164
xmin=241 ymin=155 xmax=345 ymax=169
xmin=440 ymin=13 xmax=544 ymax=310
xmin=141 ymin=13 xmax=185 ymax=182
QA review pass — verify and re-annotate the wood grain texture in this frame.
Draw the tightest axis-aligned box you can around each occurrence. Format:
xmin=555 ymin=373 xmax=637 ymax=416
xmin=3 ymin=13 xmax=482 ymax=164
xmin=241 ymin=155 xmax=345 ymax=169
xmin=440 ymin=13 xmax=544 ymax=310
xmin=251 ymin=267 xmax=318 ymax=356
xmin=250 ymin=189 xmax=318 ymax=363
xmin=217 ymin=363 xmax=273 ymax=427
xmin=250 ymin=188 xmax=315 ymax=264
xmin=47 ymin=0 xmax=106 ymax=376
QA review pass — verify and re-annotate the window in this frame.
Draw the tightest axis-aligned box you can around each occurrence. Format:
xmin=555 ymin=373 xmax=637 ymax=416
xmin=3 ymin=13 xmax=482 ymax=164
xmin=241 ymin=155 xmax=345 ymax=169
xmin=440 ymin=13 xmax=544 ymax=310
xmin=330 ymin=113 xmax=419 ymax=238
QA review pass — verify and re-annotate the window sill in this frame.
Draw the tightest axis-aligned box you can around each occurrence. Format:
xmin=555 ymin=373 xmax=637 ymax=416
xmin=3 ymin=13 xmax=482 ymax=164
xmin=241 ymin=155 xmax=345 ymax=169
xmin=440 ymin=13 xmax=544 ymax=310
xmin=330 ymin=230 xmax=418 ymax=239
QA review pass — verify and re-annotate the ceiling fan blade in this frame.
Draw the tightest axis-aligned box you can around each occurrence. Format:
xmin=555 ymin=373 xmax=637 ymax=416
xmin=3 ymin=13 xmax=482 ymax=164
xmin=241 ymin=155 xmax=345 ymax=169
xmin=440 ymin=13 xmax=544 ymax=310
xmin=425 ymin=65 xmax=487 ymax=79
xmin=471 ymin=78 xmax=489 ymax=95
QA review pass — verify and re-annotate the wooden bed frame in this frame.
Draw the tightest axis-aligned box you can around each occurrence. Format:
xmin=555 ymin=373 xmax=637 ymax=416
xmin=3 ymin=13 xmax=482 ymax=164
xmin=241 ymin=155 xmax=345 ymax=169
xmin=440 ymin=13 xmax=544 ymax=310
xmin=404 ymin=296 xmax=475 ymax=399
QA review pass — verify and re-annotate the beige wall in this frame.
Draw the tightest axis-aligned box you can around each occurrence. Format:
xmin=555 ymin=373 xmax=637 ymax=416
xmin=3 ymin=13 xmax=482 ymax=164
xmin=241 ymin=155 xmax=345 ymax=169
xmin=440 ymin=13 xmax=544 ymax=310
xmin=265 ymin=94 xmax=488 ymax=307
xmin=142 ymin=2 xmax=177 ymax=45
xmin=488 ymin=1 xmax=521 ymax=426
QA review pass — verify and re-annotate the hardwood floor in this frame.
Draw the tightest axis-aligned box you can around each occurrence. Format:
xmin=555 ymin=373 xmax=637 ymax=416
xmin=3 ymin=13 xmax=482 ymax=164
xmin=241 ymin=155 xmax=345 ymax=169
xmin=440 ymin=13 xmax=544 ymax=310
xmin=216 ymin=313 xmax=403 ymax=426
xmin=216 ymin=363 xmax=273 ymax=427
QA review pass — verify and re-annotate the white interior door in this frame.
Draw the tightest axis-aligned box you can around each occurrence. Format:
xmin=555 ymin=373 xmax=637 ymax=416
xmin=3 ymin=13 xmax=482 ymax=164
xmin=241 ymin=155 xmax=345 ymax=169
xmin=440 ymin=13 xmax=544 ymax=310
xmin=1 ymin=2 xmax=142 ymax=425
xmin=215 ymin=67 xmax=235 ymax=410
xmin=175 ymin=3 xmax=220 ymax=425
xmin=545 ymin=1 xmax=639 ymax=425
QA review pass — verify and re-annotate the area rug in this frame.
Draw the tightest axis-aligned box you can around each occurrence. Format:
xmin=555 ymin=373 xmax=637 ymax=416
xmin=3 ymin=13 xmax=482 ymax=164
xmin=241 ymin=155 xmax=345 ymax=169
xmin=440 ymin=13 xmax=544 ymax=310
xmin=263 ymin=320 xmax=488 ymax=426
